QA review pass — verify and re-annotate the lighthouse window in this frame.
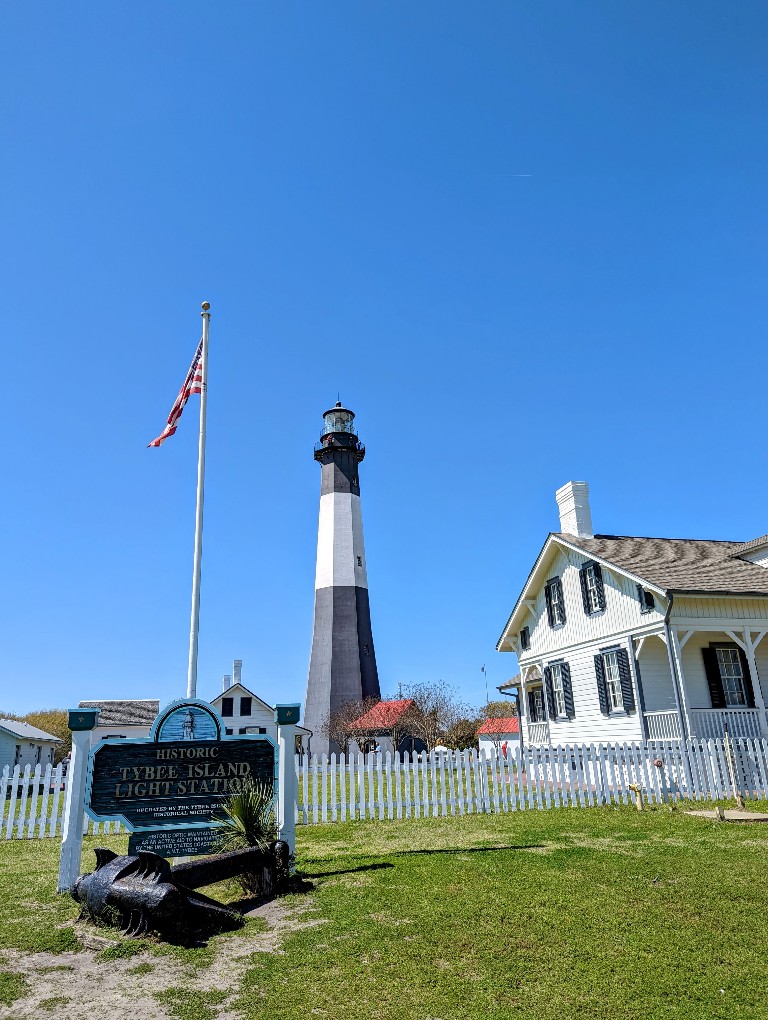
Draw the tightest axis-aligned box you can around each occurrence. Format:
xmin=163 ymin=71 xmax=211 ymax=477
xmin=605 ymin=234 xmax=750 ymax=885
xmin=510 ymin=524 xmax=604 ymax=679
xmin=357 ymin=556 xmax=362 ymax=567
xmin=363 ymin=643 xmax=370 ymax=656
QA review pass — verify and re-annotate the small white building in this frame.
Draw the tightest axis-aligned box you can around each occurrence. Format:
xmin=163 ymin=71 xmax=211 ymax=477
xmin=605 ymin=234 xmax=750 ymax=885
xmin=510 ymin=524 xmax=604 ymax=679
xmin=210 ymin=669 xmax=311 ymax=751
xmin=0 ymin=719 xmax=61 ymax=771
xmin=78 ymin=700 xmax=160 ymax=745
xmin=497 ymin=481 xmax=768 ymax=746
xmin=476 ymin=717 xmax=520 ymax=756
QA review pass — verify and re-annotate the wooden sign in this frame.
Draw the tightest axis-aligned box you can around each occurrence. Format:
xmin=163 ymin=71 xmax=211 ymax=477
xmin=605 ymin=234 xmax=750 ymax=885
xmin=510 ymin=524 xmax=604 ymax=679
xmin=85 ymin=698 xmax=278 ymax=835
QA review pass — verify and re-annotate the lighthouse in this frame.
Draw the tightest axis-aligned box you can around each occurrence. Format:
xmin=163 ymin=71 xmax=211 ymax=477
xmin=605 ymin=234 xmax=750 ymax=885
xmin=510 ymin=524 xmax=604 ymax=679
xmin=304 ymin=402 xmax=381 ymax=755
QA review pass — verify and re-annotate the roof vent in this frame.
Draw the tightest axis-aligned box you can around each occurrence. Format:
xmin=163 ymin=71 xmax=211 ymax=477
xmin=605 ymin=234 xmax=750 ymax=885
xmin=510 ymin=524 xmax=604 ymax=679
xmin=556 ymin=481 xmax=593 ymax=539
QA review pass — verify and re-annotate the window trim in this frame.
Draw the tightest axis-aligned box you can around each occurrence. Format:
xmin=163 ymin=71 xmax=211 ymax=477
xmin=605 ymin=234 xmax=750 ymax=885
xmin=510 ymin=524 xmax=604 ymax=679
xmin=602 ymin=649 xmax=624 ymax=711
xmin=711 ymin=642 xmax=748 ymax=708
xmin=550 ymin=662 xmax=566 ymax=718
xmin=545 ymin=577 xmax=566 ymax=628
xmin=519 ymin=626 xmax=530 ymax=652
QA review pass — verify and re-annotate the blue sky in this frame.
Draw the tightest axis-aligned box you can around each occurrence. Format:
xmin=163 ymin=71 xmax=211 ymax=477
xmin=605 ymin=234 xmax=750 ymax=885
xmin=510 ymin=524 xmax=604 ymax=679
xmin=1 ymin=2 xmax=766 ymax=715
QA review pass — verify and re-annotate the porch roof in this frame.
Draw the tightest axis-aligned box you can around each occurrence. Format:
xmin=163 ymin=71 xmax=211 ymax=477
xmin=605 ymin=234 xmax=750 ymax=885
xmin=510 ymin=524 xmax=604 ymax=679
xmin=554 ymin=533 xmax=768 ymax=597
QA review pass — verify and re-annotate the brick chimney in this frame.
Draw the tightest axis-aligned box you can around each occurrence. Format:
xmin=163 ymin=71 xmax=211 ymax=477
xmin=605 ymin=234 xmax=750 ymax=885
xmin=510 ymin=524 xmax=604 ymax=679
xmin=556 ymin=481 xmax=593 ymax=538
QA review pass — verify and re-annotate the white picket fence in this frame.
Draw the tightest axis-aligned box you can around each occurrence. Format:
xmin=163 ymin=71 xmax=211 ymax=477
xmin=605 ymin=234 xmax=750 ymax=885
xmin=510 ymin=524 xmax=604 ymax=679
xmin=295 ymin=739 xmax=768 ymax=824
xmin=4 ymin=738 xmax=768 ymax=840
xmin=0 ymin=762 xmax=127 ymax=841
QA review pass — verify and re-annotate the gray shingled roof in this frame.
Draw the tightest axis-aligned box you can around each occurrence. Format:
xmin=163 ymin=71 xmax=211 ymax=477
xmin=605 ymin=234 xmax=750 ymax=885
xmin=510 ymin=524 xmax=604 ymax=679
xmin=0 ymin=718 xmax=61 ymax=742
xmin=78 ymin=700 xmax=159 ymax=726
xmin=556 ymin=533 xmax=768 ymax=596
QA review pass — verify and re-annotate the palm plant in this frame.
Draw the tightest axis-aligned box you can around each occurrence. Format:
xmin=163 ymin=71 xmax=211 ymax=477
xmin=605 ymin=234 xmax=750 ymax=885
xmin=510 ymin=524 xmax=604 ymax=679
xmin=214 ymin=778 xmax=277 ymax=853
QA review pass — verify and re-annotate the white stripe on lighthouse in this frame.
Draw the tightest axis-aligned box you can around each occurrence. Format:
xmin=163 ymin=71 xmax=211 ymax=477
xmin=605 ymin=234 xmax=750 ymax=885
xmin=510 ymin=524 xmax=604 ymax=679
xmin=314 ymin=492 xmax=369 ymax=590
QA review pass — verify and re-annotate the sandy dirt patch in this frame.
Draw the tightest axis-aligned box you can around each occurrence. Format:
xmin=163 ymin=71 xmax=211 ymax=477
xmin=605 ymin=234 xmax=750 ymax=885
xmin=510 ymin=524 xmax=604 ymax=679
xmin=1 ymin=899 xmax=327 ymax=1020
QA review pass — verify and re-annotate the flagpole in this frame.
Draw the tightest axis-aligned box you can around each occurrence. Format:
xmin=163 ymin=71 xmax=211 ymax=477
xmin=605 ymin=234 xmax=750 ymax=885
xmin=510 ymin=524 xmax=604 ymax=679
xmin=187 ymin=301 xmax=210 ymax=698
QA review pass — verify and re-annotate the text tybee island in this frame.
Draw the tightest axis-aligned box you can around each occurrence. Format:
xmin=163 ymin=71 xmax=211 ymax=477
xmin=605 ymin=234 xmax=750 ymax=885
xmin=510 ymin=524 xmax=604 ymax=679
xmin=115 ymin=745 xmax=253 ymax=799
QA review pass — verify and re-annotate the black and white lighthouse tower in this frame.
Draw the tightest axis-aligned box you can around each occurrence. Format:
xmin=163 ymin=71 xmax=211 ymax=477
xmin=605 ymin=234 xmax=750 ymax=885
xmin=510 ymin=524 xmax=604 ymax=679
xmin=304 ymin=403 xmax=381 ymax=755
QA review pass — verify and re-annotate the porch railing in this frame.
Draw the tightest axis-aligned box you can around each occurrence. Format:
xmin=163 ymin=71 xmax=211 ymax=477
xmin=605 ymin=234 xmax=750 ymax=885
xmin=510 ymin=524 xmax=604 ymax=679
xmin=527 ymin=721 xmax=550 ymax=745
xmin=644 ymin=710 xmax=681 ymax=741
xmin=689 ymin=708 xmax=763 ymax=740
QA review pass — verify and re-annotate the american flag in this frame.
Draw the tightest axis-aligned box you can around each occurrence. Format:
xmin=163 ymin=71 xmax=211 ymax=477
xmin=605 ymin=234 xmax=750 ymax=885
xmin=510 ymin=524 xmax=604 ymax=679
xmin=148 ymin=339 xmax=204 ymax=448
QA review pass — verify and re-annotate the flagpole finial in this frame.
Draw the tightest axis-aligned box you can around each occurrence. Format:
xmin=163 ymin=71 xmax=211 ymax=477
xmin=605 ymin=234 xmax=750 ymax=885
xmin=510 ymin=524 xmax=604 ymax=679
xmin=201 ymin=301 xmax=211 ymax=312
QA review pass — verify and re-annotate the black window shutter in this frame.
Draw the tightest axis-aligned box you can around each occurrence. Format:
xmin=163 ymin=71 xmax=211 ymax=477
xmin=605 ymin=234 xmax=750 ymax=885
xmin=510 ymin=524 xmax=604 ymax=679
xmin=556 ymin=578 xmax=566 ymax=625
xmin=526 ymin=690 xmax=536 ymax=721
xmin=594 ymin=655 xmax=610 ymax=715
xmin=617 ymin=648 xmax=635 ymax=713
xmin=702 ymin=648 xmax=726 ymax=709
xmin=579 ymin=565 xmax=591 ymax=615
xmin=561 ymin=662 xmax=575 ymax=719
xmin=543 ymin=667 xmax=556 ymax=719
xmin=593 ymin=563 xmax=605 ymax=610
xmin=544 ymin=584 xmax=554 ymax=627
xmin=738 ymin=648 xmax=756 ymax=708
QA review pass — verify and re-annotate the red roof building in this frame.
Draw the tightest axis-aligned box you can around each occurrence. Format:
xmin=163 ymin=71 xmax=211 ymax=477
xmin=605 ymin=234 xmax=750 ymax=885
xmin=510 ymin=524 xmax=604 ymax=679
xmin=476 ymin=716 xmax=519 ymax=736
xmin=352 ymin=699 xmax=414 ymax=730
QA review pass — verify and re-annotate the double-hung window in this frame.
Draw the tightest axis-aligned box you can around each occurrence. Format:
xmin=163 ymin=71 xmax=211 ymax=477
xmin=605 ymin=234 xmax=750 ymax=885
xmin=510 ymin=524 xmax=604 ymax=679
xmin=551 ymin=663 xmax=566 ymax=717
xmin=579 ymin=562 xmax=605 ymax=615
xmin=717 ymin=647 xmax=747 ymax=706
xmin=528 ymin=688 xmax=545 ymax=723
xmin=702 ymin=643 xmax=754 ymax=710
xmin=602 ymin=650 xmax=623 ymax=710
xmin=594 ymin=647 xmax=635 ymax=715
xmin=545 ymin=577 xmax=566 ymax=627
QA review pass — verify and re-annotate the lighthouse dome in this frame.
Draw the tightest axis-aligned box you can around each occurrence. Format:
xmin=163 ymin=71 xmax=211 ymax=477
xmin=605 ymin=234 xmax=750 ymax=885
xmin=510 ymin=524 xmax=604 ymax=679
xmin=321 ymin=402 xmax=356 ymax=436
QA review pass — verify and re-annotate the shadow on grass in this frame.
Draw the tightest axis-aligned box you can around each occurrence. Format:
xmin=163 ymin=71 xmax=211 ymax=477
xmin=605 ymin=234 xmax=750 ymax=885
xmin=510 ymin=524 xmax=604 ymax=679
xmin=309 ymin=844 xmax=543 ymax=877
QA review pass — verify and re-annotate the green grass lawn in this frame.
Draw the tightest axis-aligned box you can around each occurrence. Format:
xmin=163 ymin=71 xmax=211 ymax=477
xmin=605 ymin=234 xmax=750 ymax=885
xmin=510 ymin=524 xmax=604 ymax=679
xmin=2 ymin=806 xmax=768 ymax=1019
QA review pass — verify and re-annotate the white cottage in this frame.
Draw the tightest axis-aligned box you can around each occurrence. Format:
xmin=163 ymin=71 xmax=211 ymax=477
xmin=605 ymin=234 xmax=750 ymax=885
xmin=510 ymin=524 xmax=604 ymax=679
xmin=79 ymin=700 xmax=160 ymax=745
xmin=497 ymin=481 xmax=768 ymax=746
xmin=0 ymin=719 xmax=61 ymax=770
xmin=210 ymin=678 xmax=311 ymax=751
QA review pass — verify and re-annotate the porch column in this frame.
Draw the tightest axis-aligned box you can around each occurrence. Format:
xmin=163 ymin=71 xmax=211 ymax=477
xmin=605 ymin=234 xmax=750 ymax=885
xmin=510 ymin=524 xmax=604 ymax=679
xmin=741 ymin=630 xmax=768 ymax=738
xmin=669 ymin=628 xmax=693 ymax=739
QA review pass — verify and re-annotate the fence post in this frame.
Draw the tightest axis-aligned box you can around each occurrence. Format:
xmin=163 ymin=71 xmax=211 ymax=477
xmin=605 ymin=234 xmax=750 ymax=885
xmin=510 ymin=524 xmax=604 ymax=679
xmin=275 ymin=704 xmax=300 ymax=853
xmin=57 ymin=708 xmax=99 ymax=893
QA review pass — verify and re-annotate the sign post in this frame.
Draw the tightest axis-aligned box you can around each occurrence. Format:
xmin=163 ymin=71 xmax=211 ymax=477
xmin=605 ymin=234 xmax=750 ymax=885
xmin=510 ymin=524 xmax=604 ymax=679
xmin=275 ymin=704 xmax=300 ymax=853
xmin=57 ymin=708 xmax=100 ymax=893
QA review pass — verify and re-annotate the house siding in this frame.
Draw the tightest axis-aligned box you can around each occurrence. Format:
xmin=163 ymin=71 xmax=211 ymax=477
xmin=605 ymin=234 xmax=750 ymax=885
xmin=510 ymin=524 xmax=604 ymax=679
xmin=541 ymin=639 xmax=644 ymax=744
xmin=0 ymin=730 xmax=57 ymax=771
xmin=521 ymin=545 xmax=664 ymax=660
xmin=636 ymin=635 xmax=676 ymax=713
xmin=672 ymin=597 xmax=768 ymax=622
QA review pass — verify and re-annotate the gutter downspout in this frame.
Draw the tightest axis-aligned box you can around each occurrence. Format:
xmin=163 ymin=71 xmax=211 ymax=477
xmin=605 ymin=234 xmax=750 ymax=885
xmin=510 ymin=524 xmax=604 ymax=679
xmin=663 ymin=593 xmax=689 ymax=742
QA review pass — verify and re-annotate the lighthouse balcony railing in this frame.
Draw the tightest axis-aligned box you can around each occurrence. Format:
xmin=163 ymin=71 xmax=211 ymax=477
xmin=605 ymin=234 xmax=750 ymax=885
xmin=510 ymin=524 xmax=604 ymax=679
xmin=314 ymin=440 xmax=365 ymax=455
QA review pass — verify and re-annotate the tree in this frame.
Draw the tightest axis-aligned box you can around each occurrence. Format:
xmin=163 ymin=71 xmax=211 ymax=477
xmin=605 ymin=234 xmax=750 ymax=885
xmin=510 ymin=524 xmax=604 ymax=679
xmin=402 ymin=682 xmax=472 ymax=751
xmin=321 ymin=698 xmax=376 ymax=756
xmin=444 ymin=717 xmax=480 ymax=751
xmin=480 ymin=699 xmax=517 ymax=719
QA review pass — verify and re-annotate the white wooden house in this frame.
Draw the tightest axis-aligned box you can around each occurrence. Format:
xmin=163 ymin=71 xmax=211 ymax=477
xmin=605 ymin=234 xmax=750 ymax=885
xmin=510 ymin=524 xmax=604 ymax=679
xmin=0 ymin=718 xmax=61 ymax=770
xmin=497 ymin=481 xmax=768 ymax=745
xmin=210 ymin=680 xmax=311 ymax=751
xmin=79 ymin=700 xmax=160 ymax=745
